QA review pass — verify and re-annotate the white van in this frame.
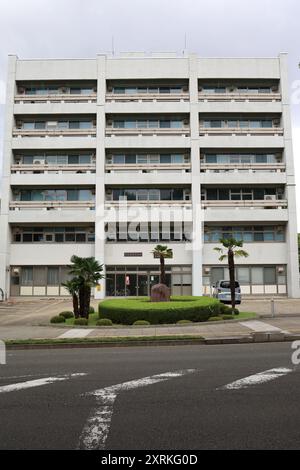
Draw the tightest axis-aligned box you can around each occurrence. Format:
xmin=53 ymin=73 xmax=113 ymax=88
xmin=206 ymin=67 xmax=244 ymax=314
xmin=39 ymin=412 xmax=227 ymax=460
xmin=212 ymin=280 xmax=241 ymax=304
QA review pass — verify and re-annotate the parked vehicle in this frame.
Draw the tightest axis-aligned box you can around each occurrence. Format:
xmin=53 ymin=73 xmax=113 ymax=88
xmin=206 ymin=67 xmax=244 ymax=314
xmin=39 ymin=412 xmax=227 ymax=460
xmin=212 ymin=280 xmax=241 ymax=304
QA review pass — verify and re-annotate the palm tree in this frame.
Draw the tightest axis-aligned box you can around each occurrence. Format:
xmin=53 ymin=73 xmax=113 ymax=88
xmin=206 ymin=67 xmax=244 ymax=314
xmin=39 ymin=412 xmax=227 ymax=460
xmin=68 ymin=256 xmax=104 ymax=318
xmin=61 ymin=278 xmax=80 ymax=318
xmin=214 ymin=238 xmax=249 ymax=311
xmin=152 ymin=245 xmax=173 ymax=285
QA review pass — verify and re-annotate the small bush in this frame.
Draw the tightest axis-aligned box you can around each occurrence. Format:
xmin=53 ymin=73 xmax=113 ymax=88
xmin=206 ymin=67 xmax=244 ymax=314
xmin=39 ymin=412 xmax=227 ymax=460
xmin=74 ymin=318 xmax=88 ymax=326
xmin=133 ymin=320 xmax=150 ymax=326
xmin=59 ymin=311 xmax=74 ymax=319
xmin=50 ymin=315 xmax=65 ymax=324
xmin=222 ymin=315 xmax=235 ymax=320
xmin=220 ymin=304 xmax=233 ymax=315
xmin=232 ymin=308 xmax=240 ymax=315
xmin=177 ymin=319 xmax=193 ymax=324
xmin=89 ymin=306 xmax=95 ymax=314
xmin=96 ymin=318 xmax=113 ymax=326
xmin=209 ymin=316 xmax=223 ymax=321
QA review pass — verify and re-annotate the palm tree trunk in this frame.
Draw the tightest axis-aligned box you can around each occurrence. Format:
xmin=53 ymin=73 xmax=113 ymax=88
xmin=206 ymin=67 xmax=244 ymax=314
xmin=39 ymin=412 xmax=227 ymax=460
xmin=160 ymin=255 xmax=166 ymax=285
xmin=79 ymin=286 xmax=85 ymax=318
xmin=73 ymin=293 xmax=79 ymax=318
xmin=228 ymin=248 xmax=236 ymax=311
xmin=85 ymin=286 xmax=91 ymax=319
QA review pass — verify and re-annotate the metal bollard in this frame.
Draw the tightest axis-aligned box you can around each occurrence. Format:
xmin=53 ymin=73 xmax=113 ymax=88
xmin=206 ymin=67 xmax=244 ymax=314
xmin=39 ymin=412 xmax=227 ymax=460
xmin=271 ymin=298 xmax=275 ymax=317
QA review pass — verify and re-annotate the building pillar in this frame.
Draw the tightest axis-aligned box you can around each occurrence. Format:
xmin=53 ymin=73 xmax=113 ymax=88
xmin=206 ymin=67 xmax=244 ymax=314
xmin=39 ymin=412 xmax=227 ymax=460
xmin=0 ymin=55 xmax=17 ymax=299
xmin=279 ymin=53 xmax=300 ymax=297
xmin=94 ymin=54 xmax=107 ymax=299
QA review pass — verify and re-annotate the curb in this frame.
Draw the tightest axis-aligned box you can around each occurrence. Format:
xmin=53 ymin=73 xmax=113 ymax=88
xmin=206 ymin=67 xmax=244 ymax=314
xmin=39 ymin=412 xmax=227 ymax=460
xmin=5 ymin=333 xmax=300 ymax=350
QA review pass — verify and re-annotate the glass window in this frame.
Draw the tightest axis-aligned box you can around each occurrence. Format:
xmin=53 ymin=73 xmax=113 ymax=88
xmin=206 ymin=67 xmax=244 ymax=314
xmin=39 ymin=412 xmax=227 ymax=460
xmin=23 ymin=156 xmax=34 ymax=164
xmin=219 ymin=189 xmax=230 ymax=200
xmin=160 ymin=154 xmax=171 ymax=164
xmin=254 ymin=232 xmax=264 ymax=241
xmin=35 ymin=122 xmax=46 ymax=130
xmin=69 ymin=121 xmax=80 ymax=129
xmin=210 ymin=120 xmax=222 ymax=128
xmin=55 ymin=233 xmax=64 ymax=242
xmin=264 ymin=267 xmax=276 ymax=284
xmin=114 ymin=121 xmax=124 ymax=128
xmin=124 ymin=121 xmax=136 ymax=129
xmin=237 ymin=267 xmax=250 ymax=283
xmin=137 ymin=154 xmax=148 ymax=164
xmin=76 ymin=233 xmax=86 ymax=242
xmin=170 ymin=120 xmax=182 ymax=128
xmin=160 ymin=120 xmax=171 ymax=128
xmin=68 ymin=155 xmax=79 ymax=164
xmin=243 ymin=232 xmax=253 ymax=242
xmin=67 ymin=190 xmax=79 ymax=201
xmin=113 ymin=155 xmax=125 ymax=164
xmin=249 ymin=121 xmax=261 ymax=128
xmin=148 ymin=189 xmax=160 ymax=200
xmin=251 ymin=267 xmax=264 ymax=284
xmin=47 ymin=267 xmax=59 ymax=285
xmin=23 ymin=233 xmax=33 ymax=242
xmin=125 ymin=155 xmax=136 ymax=164
xmin=160 ymin=189 xmax=172 ymax=200
xmin=228 ymin=120 xmax=238 ymax=128
xmin=79 ymin=155 xmax=91 ymax=164
xmin=148 ymin=120 xmax=159 ymax=128
xmin=78 ymin=190 xmax=91 ymax=201
xmin=171 ymin=154 xmax=184 ymax=163
xmin=275 ymin=230 xmax=285 ymax=242
xmin=21 ymin=267 xmax=33 ymax=286
xmin=33 ymin=267 xmax=46 ymax=286
xmin=23 ymin=122 xmax=35 ymax=130
xmin=172 ymin=189 xmax=183 ymax=200
xmin=264 ymin=232 xmax=274 ymax=241
xmin=137 ymin=189 xmax=148 ymax=201
xmin=205 ymin=154 xmax=217 ymax=163
xmin=206 ymin=189 xmax=218 ymax=200
xmin=79 ymin=121 xmax=92 ymax=129
xmin=124 ymin=189 xmax=136 ymax=201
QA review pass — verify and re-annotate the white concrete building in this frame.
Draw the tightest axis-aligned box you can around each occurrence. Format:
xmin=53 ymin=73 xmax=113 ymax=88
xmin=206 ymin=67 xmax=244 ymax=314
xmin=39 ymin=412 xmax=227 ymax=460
xmin=0 ymin=52 xmax=299 ymax=299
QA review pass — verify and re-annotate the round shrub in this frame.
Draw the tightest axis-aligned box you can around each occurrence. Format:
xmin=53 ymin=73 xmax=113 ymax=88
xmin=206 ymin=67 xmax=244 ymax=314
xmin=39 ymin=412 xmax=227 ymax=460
xmin=59 ymin=311 xmax=74 ymax=319
xmin=177 ymin=319 xmax=193 ymax=324
xmin=74 ymin=318 xmax=88 ymax=326
xmin=220 ymin=304 xmax=233 ymax=315
xmin=209 ymin=316 xmax=223 ymax=321
xmin=50 ymin=315 xmax=65 ymax=324
xmin=232 ymin=308 xmax=240 ymax=315
xmin=98 ymin=296 xmax=221 ymax=325
xmin=89 ymin=306 xmax=95 ymax=314
xmin=96 ymin=318 xmax=113 ymax=326
xmin=133 ymin=320 xmax=150 ymax=326
xmin=222 ymin=314 xmax=235 ymax=320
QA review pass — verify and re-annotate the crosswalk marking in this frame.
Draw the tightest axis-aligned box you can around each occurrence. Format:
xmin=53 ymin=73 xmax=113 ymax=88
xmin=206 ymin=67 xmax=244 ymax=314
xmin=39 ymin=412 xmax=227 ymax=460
xmin=0 ymin=373 xmax=87 ymax=394
xmin=219 ymin=367 xmax=292 ymax=390
xmin=57 ymin=328 xmax=94 ymax=339
xmin=78 ymin=369 xmax=196 ymax=450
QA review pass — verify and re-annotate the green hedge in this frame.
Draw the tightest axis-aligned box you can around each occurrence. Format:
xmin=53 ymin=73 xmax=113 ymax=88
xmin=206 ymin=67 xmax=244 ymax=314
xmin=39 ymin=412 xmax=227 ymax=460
xmin=98 ymin=296 xmax=221 ymax=325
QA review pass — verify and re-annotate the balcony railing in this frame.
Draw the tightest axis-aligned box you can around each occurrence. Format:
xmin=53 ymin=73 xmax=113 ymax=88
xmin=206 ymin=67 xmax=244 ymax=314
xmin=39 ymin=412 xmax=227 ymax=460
xmin=106 ymin=92 xmax=189 ymax=103
xmin=105 ymin=200 xmax=192 ymax=209
xmin=14 ymin=94 xmax=97 ymax=104
xmin=202 ymin=200 xmax=287 ymax=209
xmin=105 ymin=163 xmax=191 ymax=174
xmin=12 ymin=128 xmax=97 ymax=138
xmin=200 ymin=163 xmax=286 ymax=173
xmin=199 ymin=127 xmax=284 ymax=137
xmin=11 ymin=164 xmax=96 ymax=174
xmin=106 ymin=127 xmax=190 ymax=137
xmin=9 ymin=201 xmax=95 ymax=211
xmin=198 ymin=92 xmax=281 ymax=103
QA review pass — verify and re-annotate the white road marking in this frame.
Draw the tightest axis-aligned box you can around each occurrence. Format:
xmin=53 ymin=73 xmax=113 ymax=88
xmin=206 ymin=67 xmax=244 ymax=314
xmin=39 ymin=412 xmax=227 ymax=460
xmin=58 ymin=329 xmax=94 ymax=338
xmin=0 ymin=373 xmax=87 ymax=394
xmin=78 ymin=369 xmax=196 ymax=450
xmin=240 ymin=320 xmax=289 ymax=333
xmin=220 ymin=367 xmax=292 ymax=390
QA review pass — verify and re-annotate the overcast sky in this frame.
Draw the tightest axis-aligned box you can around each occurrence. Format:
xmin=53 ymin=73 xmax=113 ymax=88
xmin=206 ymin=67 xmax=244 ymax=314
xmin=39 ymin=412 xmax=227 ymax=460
xmin=0 ymin=0 xmax=299 ymax=226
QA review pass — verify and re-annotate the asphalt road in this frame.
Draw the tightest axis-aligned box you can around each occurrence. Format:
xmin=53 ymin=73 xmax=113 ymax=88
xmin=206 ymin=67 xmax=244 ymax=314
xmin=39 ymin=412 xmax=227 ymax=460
xmin=0 ymin=342 xmax=299 ymax=450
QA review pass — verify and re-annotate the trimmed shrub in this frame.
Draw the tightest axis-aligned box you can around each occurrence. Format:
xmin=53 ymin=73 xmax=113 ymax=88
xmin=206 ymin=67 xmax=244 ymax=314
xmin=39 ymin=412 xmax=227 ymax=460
xmin=232 ymin=308 xmax=240 ymax=315
xmin=96 ymin=318 xmax=113 ymax=326
xmin=59 ymin=311 xmax=74 ymax=319
xmin=89 ymin=306 xmax=95 ymax=314
xmin=209 ymin=316 xmax=223 ymax=321
xmin=133 ymin=320 xmax=150 ymax=326
xmin=98 ymin=296 xmax=221 ymax=325
xmin=177 ymin=319 xmax=193 ymax=324
xmin=222 ymin=314 xmax=235 ymax=320
xmin=219 ymin=304 xmax=233 ymax=315
xmin=74 ymin=318 xmax=88 ymax=326
xmin=50 ymin=315 xmax=65 ymax=324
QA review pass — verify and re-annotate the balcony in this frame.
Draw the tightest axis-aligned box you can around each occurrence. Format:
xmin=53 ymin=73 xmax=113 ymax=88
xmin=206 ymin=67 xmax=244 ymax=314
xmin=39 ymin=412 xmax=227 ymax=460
xmin=198 ymin=92 xmax=281 ymax=103
xmin=11 ymin=164 xmax=96 ymax=175
xmin=202 ymin=200 xmax=287 ymax=210
xmin=15 ymin=93 xmax=97 ymax=104
xmin=9 ymin=200 xmax=95 ymax=211
xmin=106 ymin=92 xmax=189 ymax=103
xmin=199 ymin=126 xmax=283 ymax=137
xmin=13 ymin=128 xmax=97 ymax=138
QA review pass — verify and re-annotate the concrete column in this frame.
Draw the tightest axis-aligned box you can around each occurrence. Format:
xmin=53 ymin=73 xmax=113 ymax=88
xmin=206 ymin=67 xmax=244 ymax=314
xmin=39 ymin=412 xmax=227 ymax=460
xmin=189 ymin=54 xmax=203 ymax=295
xmin=279 ymin=53 xmax=300 ymax=297
xmin=0 ymin=55 xmax=17 ymax=299
xmin=94 ymin=55 xmax=106 ymax=299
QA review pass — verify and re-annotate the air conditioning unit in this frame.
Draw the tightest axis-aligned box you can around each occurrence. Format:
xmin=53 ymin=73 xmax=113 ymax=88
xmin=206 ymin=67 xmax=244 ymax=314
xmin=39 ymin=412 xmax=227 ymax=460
xmin=61 ymin=87 xmax=68 ymax=94
xmin=273 ymin=120 xmax=280 ymax=127
xmin=47 ymin=121 xmax=58 ymax=128
xmin=107 ymin=120 xmax=113 ymax=126
xmin=183 ymin=119 xmax=189 ymax=125
xmin=107 ymin=86 xmax=113 ymax=92
xmin=204 ymin=267 xmax=211 ymax=274
xmin=182 ymin=85 xmax=188 ymax=92
xmin=12 ymin=267 xmax=20 ymax=275
xmin=277 ymin=266 xmax=284 ymax=273
xmin=33 ymin=159 xmax=45 ymax=165
xmin=264 ymin=195 xmax=276 ymax=201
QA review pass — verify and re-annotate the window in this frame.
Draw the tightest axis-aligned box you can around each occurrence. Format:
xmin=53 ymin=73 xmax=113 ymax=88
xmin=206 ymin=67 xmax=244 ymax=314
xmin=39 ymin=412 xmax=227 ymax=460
xmin=47 ymin=267 xmax=59 ymax=285
xmin=21 ymin=267 xmax=33 ymax=286
xmin=251 ymin=267 xmax=264 ymax=284
xmin=264 ymin=267 xmax=276 ymax=284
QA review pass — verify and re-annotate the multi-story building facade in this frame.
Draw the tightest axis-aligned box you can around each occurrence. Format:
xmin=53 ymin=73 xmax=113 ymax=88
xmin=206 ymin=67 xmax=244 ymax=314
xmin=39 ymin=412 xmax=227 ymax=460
xmin=0 ymin=52 xmax=299 ymax=299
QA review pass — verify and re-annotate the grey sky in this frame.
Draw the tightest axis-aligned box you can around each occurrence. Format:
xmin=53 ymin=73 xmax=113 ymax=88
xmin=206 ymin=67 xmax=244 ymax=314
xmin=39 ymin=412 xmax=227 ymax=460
xmin=0 ymin=0 xmax=299 ymax=225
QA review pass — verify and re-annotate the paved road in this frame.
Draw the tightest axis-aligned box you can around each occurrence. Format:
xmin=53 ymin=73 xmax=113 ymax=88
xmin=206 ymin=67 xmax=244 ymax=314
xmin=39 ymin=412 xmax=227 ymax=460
xmin=0 ymin=342 xmax=299 ymax=450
